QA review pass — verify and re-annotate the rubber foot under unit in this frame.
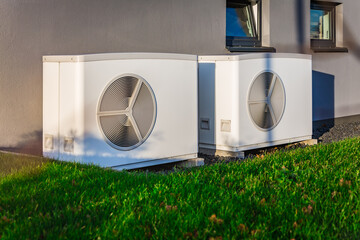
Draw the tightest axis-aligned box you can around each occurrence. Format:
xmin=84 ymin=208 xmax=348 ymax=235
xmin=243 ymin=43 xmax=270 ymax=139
xmin=199 ymin=148 xmax=245 ymax=159
xmin=300 ymin=139 xmax=318 ymax=145
xmin=178 ymin=158 xmax=205 ymax=168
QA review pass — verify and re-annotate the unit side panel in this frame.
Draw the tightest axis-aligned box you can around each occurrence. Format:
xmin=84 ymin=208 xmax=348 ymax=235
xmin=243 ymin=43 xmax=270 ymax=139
xmin=236 ymin=59 xmax=266 ymax=146
xmin=74 ymin=63 xmax=85 ymax=157
xmin=198 ymin=63 xmax=216 ymax=145
xmin=59 ymin=62 xmax=84 ymax=161
xmin=43 ymin=62 xmax=60 ymax=159
xmin=215 ymin=61 xmax=236 ymax=147
xmin=275 ymin=58 xmax=312 ymax=138
xmin=231 ymin=62 xmax=241 ymax=145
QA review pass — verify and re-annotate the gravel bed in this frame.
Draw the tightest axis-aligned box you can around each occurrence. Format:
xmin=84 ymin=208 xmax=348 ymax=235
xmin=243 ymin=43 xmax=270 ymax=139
xmin=142 ymin=120 xmax=360 ymax=172
xmin=314 ymin=121 xmax=360 ymax=144
xmin=201 ymin=120 xmax=360 ymax=165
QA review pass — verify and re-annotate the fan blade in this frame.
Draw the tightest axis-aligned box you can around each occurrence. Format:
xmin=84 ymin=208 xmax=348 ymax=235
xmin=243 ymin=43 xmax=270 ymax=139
xmin=100 ymin=77 xmax=138 ymax=111
xmin=128 ymin=81 xmax=142 ymax=109
xmin=263 ymin=105 xmax=274 ymax=129
xmin=249 ymin=102 xmax=267 ymax=128
xmin=249 ymin=73 xmax=270 ymax=101
xmin=267 ymin=74 xmax=277 ymax=97
xmin=267 ymin=104 xmax=277 ymax=125
xmin=270 ymin=78 xmax=285 ymax=121
xmin=99 ymin=115 xmax=139 ymax=147
xmin=133 ymin=84 xmax=156 ymax=138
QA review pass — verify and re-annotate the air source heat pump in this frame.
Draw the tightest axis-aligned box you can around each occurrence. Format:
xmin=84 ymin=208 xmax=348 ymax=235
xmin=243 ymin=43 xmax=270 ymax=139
xmin=43 ymin=53 xmax=198 ymax=170
xmin=198 ymin=53 xmax=312 ymax=157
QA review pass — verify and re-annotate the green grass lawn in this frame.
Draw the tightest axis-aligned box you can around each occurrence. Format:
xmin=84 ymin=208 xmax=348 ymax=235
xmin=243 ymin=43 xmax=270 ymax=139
xmin=1 ymin=138 xmax=360 ymax=239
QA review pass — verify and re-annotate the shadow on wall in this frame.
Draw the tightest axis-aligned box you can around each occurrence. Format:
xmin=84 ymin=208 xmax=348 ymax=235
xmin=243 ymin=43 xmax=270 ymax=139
xmin=265 ymin=53 xmax=273 ymax=144
xmin=295 ymin=0 xmax=305 ymax=53
xmin=312 ymin=71 xmax=335 ymax=137
xmin=344 ymin=21 xmax=360 ymax=60
xmin=0 ymin=130 xmax=42 ymax=156
xmin=198 ymin=63 xmax=216 ymax=146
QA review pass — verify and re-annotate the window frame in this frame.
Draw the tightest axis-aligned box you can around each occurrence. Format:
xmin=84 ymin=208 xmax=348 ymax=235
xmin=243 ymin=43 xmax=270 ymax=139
xmin=226 ymin=0 xmax=262 ymax=48
xmin=310 ymin=1 xmax=337 ymax=49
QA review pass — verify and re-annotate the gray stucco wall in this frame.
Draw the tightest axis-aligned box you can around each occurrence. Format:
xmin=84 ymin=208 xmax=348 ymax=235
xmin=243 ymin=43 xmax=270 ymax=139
xmin=268 ymin=0 xmax=311 ymax=53
xmin=1 ymin=0 xmax=360 ymax=155
xmin=268 ymin=0 xmax=360 ymax=121
xmin=0 ymin=0 xmax=226 ymax=155
xmin=311 ymin=1 xmax=360 ymax=121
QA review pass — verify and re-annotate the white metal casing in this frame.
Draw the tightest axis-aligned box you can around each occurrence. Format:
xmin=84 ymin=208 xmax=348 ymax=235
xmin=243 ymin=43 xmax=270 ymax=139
xmin=198 ymin=53 xmax=312 ymax=153
xmin=43 ymin=53 xmax=198 ymax=170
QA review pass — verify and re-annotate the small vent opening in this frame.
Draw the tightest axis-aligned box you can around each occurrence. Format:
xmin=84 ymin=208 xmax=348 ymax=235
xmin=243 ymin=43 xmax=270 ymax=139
xmin=200 ymin=118 xmax=210 ymax=130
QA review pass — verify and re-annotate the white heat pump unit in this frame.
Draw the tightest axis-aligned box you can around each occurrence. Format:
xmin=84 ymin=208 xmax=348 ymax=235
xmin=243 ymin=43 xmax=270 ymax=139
xmin=198 ymin=53 xmax=312 ymax=157
xmin=43 ymin=53 xmax=198 ymax=170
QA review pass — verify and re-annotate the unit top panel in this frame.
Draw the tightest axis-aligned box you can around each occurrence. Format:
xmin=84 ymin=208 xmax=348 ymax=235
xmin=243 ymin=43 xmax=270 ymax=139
xmin=43 ymin=52 xmax=197 ymax=63
xmin=198 ymin=53 xmax=311 ymax=62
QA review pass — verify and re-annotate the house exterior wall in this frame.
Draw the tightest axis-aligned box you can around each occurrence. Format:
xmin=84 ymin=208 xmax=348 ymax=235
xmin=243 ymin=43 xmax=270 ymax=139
xmin=0 ymin=0 xmax=226 ymax=155
xmin=268 ymin=0 xmax=311 ymax=53
xmin=268 ymin=0 xmax=360 ymax=121
xmin=311 ymin=0 xmax=360 ymax=121
xmin=0 ymin=0 xmax=359 ymax=155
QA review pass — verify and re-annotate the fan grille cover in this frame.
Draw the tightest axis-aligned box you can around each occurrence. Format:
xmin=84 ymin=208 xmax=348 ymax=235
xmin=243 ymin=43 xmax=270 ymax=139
xmin=97 ymin=74 xmax=156 ymax=150
xmin=248 ymin=71 xmax=285 ymax=131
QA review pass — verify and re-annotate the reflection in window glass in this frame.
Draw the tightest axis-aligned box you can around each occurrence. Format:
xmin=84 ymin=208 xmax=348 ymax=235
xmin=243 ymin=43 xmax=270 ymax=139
xmin=311 ymin=9 xmax=331 ymax=40
xmin=226 ymin=5 xmax=255 ymax=38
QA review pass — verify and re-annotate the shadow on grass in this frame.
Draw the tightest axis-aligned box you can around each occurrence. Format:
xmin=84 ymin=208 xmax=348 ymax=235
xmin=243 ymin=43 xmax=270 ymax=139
xmin=0 ymin=152 xmax=50 ymax=178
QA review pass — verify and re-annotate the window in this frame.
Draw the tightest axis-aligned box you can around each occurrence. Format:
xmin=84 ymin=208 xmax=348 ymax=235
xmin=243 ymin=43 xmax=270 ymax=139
xmin=310 ymin=1 xmax=336 ymax=48
xmin=226 ymin=0 xmax=261 ymax=48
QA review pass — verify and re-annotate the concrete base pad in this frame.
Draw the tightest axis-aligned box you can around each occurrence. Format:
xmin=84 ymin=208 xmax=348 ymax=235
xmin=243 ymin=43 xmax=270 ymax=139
xmin=200 ymin=139 xmax=318 ymax=158
xmin=199 ymin=148 xmax=245 ymax=158
xmin=299 ymin=139 xmax=318 ymax=146
xmin=177 ymin=158 xmax=204 ymax=168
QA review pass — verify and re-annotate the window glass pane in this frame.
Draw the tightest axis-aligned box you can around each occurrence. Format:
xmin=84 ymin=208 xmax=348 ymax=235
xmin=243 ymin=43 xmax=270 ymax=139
xmin=311 ymin=9 xmax=332 ymax=40
xmin=226 ymin=5 xmax=255 ymax=38
xmin=252 ymin=3 xmax=258 ymax=31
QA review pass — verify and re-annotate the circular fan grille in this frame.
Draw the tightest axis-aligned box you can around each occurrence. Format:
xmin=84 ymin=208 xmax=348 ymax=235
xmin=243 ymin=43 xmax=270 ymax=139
xmin=97 ymin=75 xmax=156 ymax=150
xmin=248 ymin=71 xmax=285 ymax=131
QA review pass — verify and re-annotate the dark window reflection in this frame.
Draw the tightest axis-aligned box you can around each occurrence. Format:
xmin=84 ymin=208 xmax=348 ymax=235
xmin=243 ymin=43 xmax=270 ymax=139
xmin=310 ymin=9 xmax=331 ymax=40
xmin=226 ymin=5 xmax=256 ymax=38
